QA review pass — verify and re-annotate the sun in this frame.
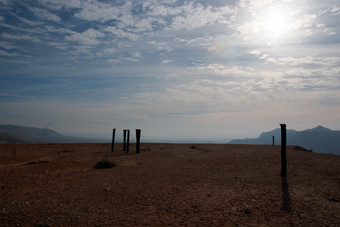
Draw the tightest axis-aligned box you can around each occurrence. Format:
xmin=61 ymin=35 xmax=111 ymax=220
xmin=261 ymin=9 xmax=290 ymax=41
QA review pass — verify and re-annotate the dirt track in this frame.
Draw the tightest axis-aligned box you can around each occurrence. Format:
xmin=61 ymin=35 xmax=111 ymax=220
xmin=0 ymin=143 xmax=339 ymax=226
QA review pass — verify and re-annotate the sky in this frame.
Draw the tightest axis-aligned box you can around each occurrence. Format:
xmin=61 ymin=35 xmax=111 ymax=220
xmin=0 ymin=0 xmax=340 ymax=142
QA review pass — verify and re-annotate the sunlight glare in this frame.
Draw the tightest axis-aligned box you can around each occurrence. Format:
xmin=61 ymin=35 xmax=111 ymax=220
xmin=262 ymin=10 xmax=289 ymax=39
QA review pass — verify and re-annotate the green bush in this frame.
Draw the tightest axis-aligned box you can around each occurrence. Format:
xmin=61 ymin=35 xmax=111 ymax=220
xmin=94 ymin=159 xmax=116 ymax=169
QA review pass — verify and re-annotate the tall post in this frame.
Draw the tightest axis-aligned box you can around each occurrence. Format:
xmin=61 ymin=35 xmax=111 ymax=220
xmin=126 ymin=130 xmax=130 ymax=153
xmin=123 ymin=130 xmax=127 ymax=151
xmin=136 ymin=129 xmax=141 ymax=154
xmin=272 ymin=136 xmax=275 ymax=146
xmin=111 ymin=128 xmax=116 ymax=152
xmin=280 ymin=124 xmax=287 ymax=178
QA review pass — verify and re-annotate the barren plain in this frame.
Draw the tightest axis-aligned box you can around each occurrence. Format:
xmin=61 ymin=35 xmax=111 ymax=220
xmin=0 ymin=143 xmax=339 ymax=226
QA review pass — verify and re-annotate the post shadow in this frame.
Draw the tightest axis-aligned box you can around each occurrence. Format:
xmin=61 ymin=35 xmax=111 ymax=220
xmin=281 ymin=177 xmax=292 ymax=213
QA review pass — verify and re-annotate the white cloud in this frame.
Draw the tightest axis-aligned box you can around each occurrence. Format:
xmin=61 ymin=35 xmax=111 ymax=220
xmin=234 ymin=21 xmax=261 ymax=36
xmin=130 ymin=17 xmax=154 ymax=33
xmin=133 ymin=51 xmax=141 ymax=58
xmin=162 ymin=59 xmax=173 ymax=64
xmin=104 ymin=47 xmax=116 ymax=54
xmin=1 ymin=33 xmax=41 ymax=43
xmin=119 ymin=56 xmax=139 ymax=62
xmin=167 ymin=3 xmax=229 ymax=30
xmin=239 ymin=0 xmax=274 ymax=11
xmin=65 ymin=28 xmax=105 ymax=45
xmin=330 ymin=5 xmax=340 ymax=15
xmin=28 ymin=7 xmax=61 ymax=22
xmin=16 ymin=16 xmax=39 ymax=26
xmin=291 ymin=13 xmax=316 ymax=30
xmin=148 ymin=40 xmax=172 ymax=52
xmin=274 ymin=54 xmax=340 ymax=67
xmin=0 ymin=49 xmax=21 ymax=57
xmin=0 ymin=41 xmax=26 ymax=52
xmin=197 ymin=64 xmax=254 ymax=77
xmin=74 ymin=1 xmax=130 ymax=22
xmin=37 ymin=0 xmax=81 ymax=10
xmin=105 ymin=26 xmax=139 ymax=41
xmin=147 ymin=3 xmax=182 ymax=16
xmin=45 ymin=25 xmax=73 ymax=34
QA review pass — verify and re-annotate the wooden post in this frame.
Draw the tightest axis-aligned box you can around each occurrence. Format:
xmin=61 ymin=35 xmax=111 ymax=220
xmin=123 ymin=129 xmax=127 ymax=151
xmin=272 ymin=136 xmax=275 ymax=146
xmin=111 ymin=128 xmax=116 ymax=152
xmin=136 ymin=129 xmax=141 ymax=153
xmin=126 ymin=130 xmax=130 ymax=153
xmin=280 ymin=124 xmax=287 ymax=178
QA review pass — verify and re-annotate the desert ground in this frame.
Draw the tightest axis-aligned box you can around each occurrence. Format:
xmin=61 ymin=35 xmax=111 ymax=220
xmin=0 ymin=143 xmax=339 ymax=226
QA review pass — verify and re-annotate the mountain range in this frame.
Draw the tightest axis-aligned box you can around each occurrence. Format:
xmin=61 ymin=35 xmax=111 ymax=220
xmin=0 ymin=124 xmax=107 ymax=144
xmin=229 ymin=125 xmax=340 ymax=155
xmin=1 ymin=124 xmax=339 ymax=155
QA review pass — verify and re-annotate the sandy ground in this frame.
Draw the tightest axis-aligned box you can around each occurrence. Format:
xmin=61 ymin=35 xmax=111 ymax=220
xmin=0 ymin=143 xmax=339 ymax=226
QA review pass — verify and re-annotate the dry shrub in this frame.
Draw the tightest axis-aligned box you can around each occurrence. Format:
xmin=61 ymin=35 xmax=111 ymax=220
xmin=94 ymin=159 xmax=116 ymax=169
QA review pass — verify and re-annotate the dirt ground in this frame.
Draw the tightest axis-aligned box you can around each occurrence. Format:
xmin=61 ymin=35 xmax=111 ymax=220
xmin=0 ymin=143 xmax=339 ymax=226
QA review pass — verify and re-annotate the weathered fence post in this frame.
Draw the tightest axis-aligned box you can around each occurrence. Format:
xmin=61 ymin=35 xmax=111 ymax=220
xmin=272 ymin=136 xmax=275 ymax=146
xmin=126 ymin=130 xmax=130 ymax=153
xmin=280 ymin=124 xmax=287 ymax=178
xmin=111 ymin=128 xmax=116 ymax=152
xmin=136 ymin=129 xmax=141 ymax=153
xmin=123 ymin=129 xmax=127 ymax=151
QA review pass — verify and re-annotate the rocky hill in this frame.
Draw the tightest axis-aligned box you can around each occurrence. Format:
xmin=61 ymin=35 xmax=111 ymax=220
xmin=0 ymin=132 xmax=27 ymax=144
xmin=229 ymin=125 xmax=340 ymax=155
xmin=0 ymin=125 xmax=107 ymax=144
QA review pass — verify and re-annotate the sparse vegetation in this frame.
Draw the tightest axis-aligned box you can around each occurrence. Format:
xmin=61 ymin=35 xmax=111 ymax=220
xmin=94 ymin=159 xmax=116 ymax=169
xmin=190 ymin=145 xmax=196 ymax=149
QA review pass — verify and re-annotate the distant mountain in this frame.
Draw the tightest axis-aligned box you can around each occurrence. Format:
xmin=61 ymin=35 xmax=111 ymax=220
xmin=0 ymin=125 xmax=108 ymax=144
xmin=0 ymin=132 xmax=27 ymax=144
xmin=229 ymin=125 xmax=340 ymax=155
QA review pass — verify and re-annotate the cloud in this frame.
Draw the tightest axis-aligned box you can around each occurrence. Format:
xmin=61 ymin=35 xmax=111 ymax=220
xmin=45 ymin=25 xmax=73 ymax=34
xmin=146 ymin=2 xmax=182 ymax=16
xmin=104 ymin=26 xmax=139 ymax=41
xmin=167 ymin=3 xmax=230 ymax=30
xmin=197 ymin=64 xmax=254 ymax=77
xmin=37 ymin=0 xmax=81 ymax=10
xmin=28 ymin=6 xmax=61 ymax=22
xmin=16 ymin=16 xmax=40 ymax=26
xmin=74 ymin=1 xmax=128 ymax=22
xmin=0 ymin=41 xmax=27 ymax=52
xmin=162 ymin=59 xmax=173 ymax=64
xmin=65 ymin=28 xmax=105 ymax=45
xmin=1 ymin=33 xmax=41 ymax=43
xmin=148 ymin=40 xmax=172 ymax=52
xmin=291 ymin=14 xmax=316 ymax=30
xmin=276 ymin=55 xmax=340 ymax=67
xmin=233 ymin=21 xmax=261 ymax=36
xmin=0 ymin=0 xmax=10 ymax=6
xmin=0 ymin=49 xmax=21 ymax=57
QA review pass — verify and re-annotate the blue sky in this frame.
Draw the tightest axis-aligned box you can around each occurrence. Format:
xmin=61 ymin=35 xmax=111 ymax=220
xmin=1 ymin=0 xmax=340 ymax=142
